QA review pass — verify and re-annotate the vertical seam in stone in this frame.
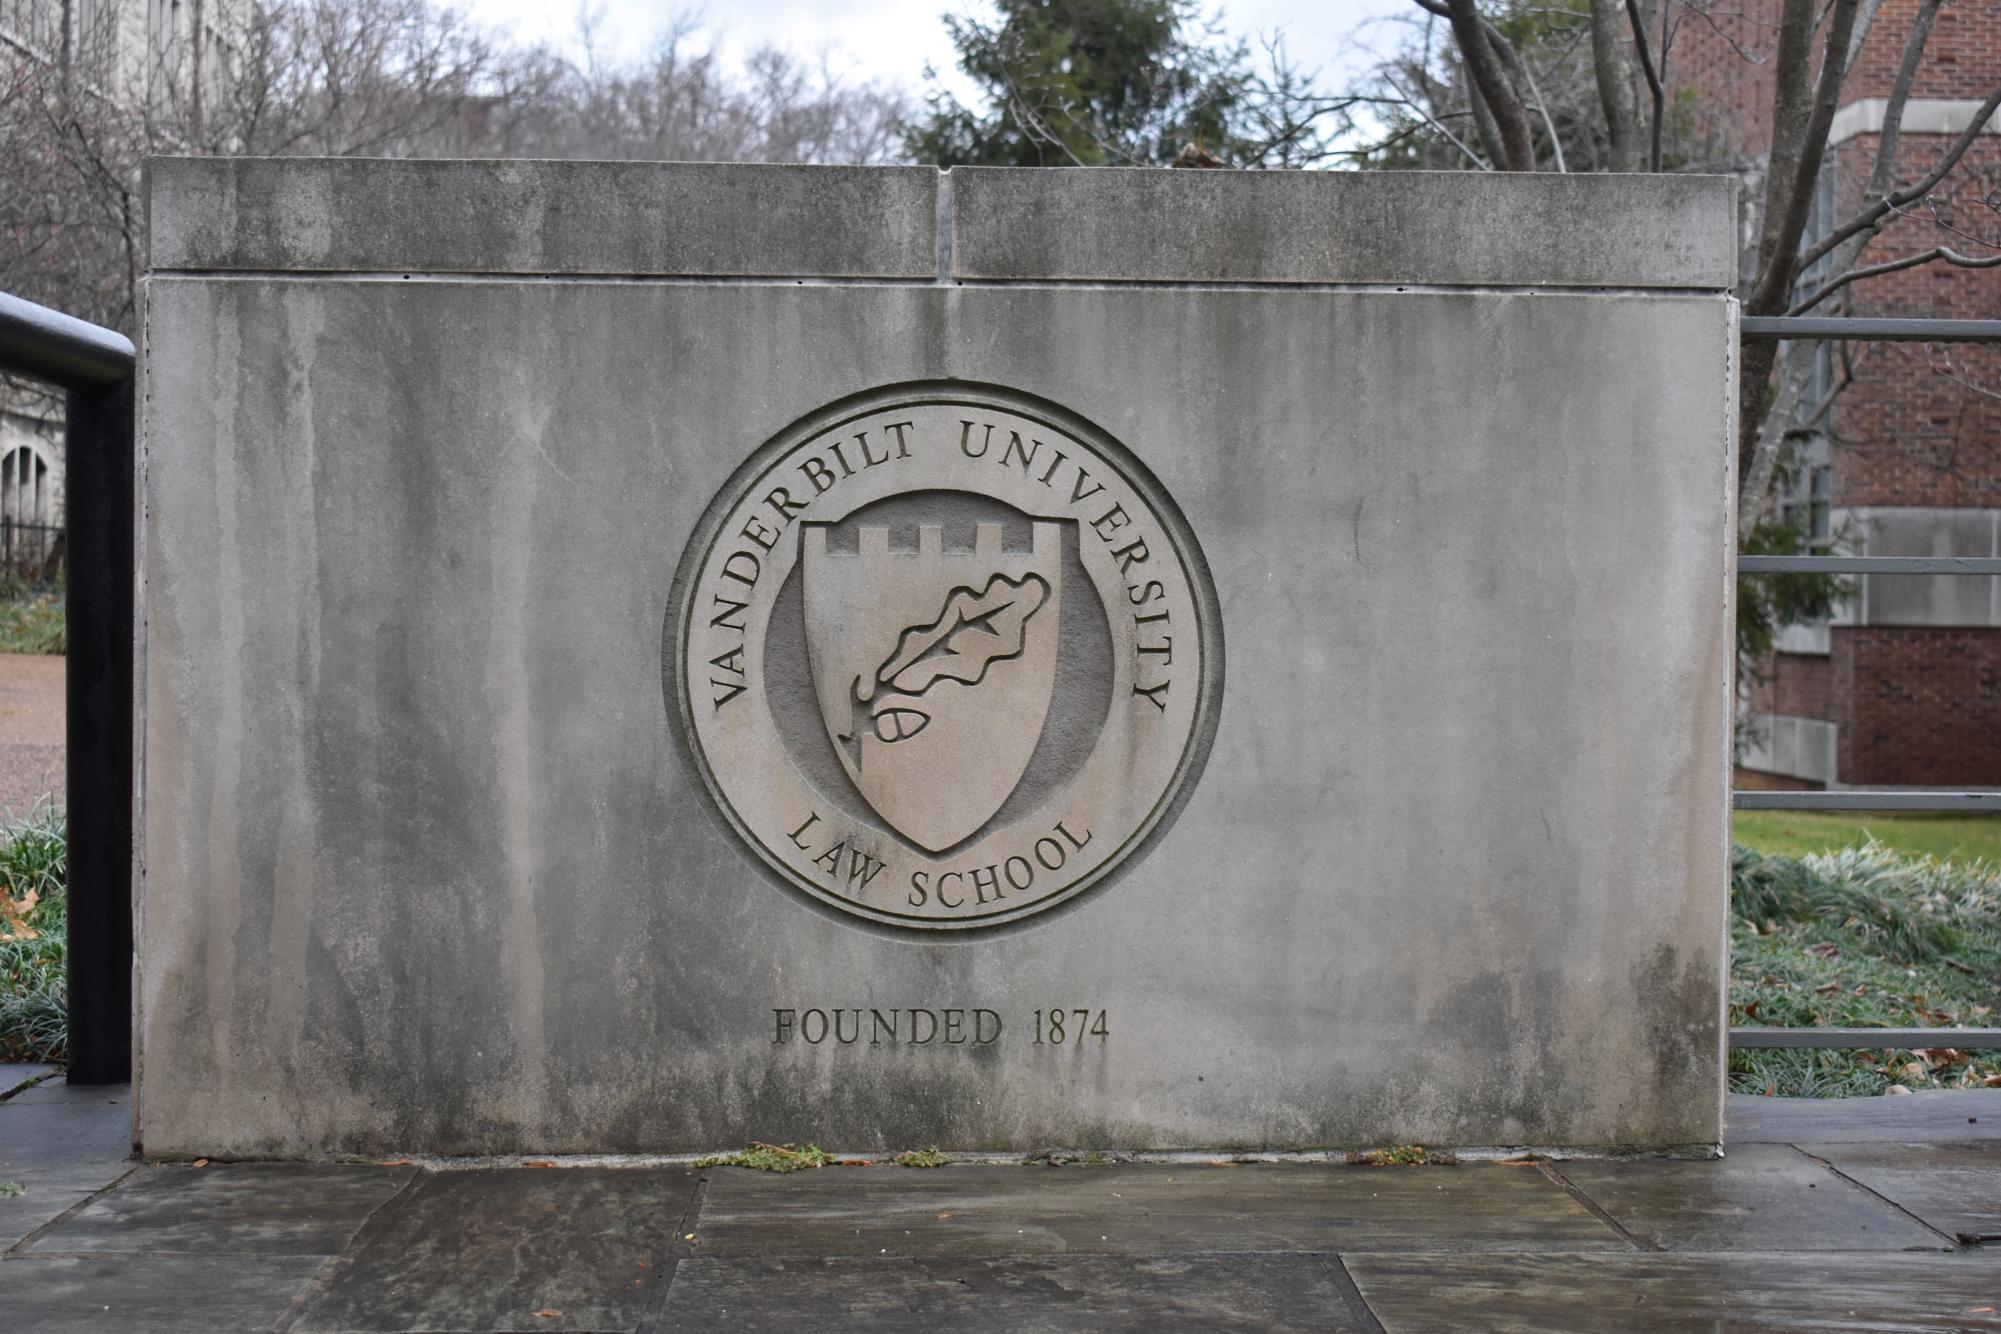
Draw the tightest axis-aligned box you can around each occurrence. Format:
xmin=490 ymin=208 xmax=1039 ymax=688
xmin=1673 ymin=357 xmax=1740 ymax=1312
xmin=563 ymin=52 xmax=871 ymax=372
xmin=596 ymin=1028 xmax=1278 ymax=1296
xmin=1322 ymin=1253 xmax=1390 ymax=1334
xmin=1787 ymin=1145 xmax=1965 ymax=1250
xmin=268 ymin=1165 xmax=428 ymax=1333
xmin=1718 ymin=293 xmax=1741 ymax=1147
xmin=935 ymin=169 xmax=954 ymax=286
xmin=1535 ymin=1162 xmax=1653 ymax=1250
xmin=639 ymin=1170 xmax=712 ymax=1328
xmin=132 ymin=275 xmax=151 ymax=1137
xmin=2 ymin=1164 xmax=140 ymax=1257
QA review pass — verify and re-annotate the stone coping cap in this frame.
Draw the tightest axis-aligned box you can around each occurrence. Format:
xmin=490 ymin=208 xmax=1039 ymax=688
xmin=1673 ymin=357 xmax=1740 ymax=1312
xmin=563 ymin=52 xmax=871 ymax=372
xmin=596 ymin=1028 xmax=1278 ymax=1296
xmin=949 ymin=167 xmax=1737 ymax=290
xmin=148 ymin=158 xmax=1736 ymax=290
xmin=147 ymin=159 xmax=942 ymax=280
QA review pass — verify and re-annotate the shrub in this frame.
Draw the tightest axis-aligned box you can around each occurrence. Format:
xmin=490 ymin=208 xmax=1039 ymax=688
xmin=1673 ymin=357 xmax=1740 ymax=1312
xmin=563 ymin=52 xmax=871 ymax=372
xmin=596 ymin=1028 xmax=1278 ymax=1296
xmin=0 ymin=806 xmax=66 ymax=1064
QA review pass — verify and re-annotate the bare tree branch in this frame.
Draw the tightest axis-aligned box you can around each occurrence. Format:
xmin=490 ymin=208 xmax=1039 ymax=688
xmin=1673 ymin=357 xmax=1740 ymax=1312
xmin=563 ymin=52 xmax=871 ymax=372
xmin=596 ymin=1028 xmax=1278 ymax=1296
xmin=1381 ymin=72 xmax=1491 ymax=168
xmin=1798 ymin=80 xmax=2001 ymax=274
xmin=1791 ymin=245 xmax=2001 ymax=313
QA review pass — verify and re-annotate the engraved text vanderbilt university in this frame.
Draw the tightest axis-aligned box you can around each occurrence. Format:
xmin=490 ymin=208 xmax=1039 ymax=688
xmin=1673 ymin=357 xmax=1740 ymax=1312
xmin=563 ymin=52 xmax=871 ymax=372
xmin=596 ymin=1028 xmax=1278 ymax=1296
xmin=702 ymin=418 xmax=1177 ymax=717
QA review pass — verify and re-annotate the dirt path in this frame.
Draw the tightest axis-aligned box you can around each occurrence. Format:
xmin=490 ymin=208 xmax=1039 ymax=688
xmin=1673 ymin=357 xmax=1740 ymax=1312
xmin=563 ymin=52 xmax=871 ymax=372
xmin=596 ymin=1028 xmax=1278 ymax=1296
xmin=0 ymin=653 xmax=63 ymax=817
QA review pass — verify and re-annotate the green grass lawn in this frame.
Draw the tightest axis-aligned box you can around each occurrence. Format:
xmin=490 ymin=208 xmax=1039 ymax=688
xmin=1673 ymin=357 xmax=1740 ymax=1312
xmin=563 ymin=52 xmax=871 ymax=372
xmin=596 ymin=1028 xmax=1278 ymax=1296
xmin=0 ymin=807 xmax=65 ymax=1064
xmin=1733 ymin=811 xmax=2001 ymax=863
xmin=1729 ymin=841 xmax=2001 ymax=1098
xmin=0 ymin=578 xmax=63 ymax=655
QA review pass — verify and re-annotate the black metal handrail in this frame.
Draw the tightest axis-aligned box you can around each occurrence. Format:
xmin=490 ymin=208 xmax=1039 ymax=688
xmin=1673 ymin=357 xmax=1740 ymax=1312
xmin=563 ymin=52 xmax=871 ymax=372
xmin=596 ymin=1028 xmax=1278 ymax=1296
xmin=0 ymin=294 xmax=134 ymax=385
xmin=0 ymin=292 xmax=133 ymax=1085
xmin=1731 ymin=313 xmax=2001 ymax=1060
xmin=1741 ymin=315 xmax=2001 ymax=342
xmin=1741 ymin=555 xmax=2001 ymax=575
xmin=1733 ymin=1027 xmax=2001 ymax=1049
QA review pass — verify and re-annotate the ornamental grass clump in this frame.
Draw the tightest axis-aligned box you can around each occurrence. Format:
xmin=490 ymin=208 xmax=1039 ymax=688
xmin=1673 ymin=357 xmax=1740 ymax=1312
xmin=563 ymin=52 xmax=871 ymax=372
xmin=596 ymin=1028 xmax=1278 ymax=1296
xmin=0 ymin=806 xmax=66 ymax=1064
xmin=1729 ymin=839 xmax=2001 ymax=1098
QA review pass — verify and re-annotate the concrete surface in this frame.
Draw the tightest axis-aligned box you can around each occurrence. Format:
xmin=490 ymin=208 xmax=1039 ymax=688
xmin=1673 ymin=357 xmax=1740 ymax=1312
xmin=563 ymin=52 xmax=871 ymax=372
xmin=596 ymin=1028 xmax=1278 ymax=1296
xmin=950 ymin=167 xmax=1738 ymax=287
xmin=148 ymin=159 xmax=941 ymax=278
xmin=0 ymin=1079 xmax=1997 ymax=1332
xmin=139 ymin=161 xmax=1737 ymax=1156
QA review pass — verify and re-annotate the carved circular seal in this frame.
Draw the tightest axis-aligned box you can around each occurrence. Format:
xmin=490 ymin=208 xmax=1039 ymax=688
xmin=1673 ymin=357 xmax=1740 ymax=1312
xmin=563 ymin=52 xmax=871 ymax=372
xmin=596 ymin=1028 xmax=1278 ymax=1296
xmin=667 ymin=383 xmax=1221 ymax=931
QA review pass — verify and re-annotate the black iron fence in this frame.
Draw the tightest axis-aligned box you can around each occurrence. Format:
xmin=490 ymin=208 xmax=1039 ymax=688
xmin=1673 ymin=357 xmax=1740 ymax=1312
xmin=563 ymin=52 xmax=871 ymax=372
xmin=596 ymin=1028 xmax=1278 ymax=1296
xmin=1733 ymin=313 xmax=2001 ymax=1055
xmin=0 ymin=292 xmax=133 ymax=1085
xmin=0 ymin=521 xmax=65 ymax=578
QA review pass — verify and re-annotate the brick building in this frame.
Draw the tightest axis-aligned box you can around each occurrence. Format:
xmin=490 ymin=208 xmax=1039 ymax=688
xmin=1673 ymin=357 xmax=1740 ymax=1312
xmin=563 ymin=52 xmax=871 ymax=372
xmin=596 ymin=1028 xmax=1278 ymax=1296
xmin=1676 ymin=0 xmax=2001 ymax=788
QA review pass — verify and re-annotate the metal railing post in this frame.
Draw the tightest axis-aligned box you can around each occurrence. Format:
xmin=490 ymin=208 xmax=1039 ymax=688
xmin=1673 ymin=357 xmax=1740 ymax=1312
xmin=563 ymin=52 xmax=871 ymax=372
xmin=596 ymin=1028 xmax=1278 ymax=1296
xmin=0 ymin=292 xmax=136 ymax=1085
xmin=62 ymin=377 xmax=134 ymax=1084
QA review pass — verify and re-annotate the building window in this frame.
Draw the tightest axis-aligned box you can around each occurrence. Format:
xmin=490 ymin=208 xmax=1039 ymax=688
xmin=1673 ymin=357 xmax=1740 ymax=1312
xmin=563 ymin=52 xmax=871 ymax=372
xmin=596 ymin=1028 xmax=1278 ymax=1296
xmin=0 ymin=444 xmax=57 ymax=573
xmin=1776 ymin=459 xmax=1832 ymax=549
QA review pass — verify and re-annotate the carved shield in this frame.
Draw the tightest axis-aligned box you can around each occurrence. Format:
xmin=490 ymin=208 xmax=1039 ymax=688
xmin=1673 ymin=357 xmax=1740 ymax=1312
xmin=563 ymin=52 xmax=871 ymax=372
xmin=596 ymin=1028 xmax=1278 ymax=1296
xmin=802 ymin=519 xmax=1062 ymax=852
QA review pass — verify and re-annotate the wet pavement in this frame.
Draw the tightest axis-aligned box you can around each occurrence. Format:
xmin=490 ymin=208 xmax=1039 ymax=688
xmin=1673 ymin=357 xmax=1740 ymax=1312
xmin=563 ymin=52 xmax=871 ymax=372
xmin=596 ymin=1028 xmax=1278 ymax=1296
xmin=0 ymin=1068 xmax=1995 ymax=1331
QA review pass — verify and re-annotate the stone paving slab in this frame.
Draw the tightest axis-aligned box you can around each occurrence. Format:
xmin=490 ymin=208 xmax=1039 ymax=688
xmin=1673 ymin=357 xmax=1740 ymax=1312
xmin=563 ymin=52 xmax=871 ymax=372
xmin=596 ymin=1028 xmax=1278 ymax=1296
xmin=0 ymin=1087 xmax=131 ymax=1178
xmin=1812 ymin=1143 xmax=2001 ymax=1243
xmin=5 ymin=1075 xmax=131 ymax=1105
xmin=6 ymin=1089 xmax=2001 ymax=1329
xmin=0 ymin=1181 xmax=115 ymax=1251
xmin=287 ymin=1167 xmax=699 ymax=1333
xmin=0 ymin=1062 xmax=58 ymax=1097
xmin=653 ymin=1253 xmax=1372 ymax=1333
xmin=0 ymin=1252 xmax=326 ymax=1332
xmin=1728 ymin=1090 xmax=2001 ymax=1144
xmin=695 ymin=1163 xmax=1627 ymax=1257
xmin=1346 ymin=1250 xmax=2001 ymax=1333
xmin=1552 ymin=1143 xmax=1949 ymax=1251
xmin=26 ymin=1162 xmax=416 ymax=1257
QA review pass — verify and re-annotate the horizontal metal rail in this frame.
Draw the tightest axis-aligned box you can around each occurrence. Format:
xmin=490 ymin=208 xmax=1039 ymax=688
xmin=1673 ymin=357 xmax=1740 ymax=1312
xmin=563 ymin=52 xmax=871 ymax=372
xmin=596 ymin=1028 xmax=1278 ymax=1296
xmin=1734 ymin=790 xmax=2000 ymax=811
xmin=1734 ymin=480 xmax=1997 ymax=813
xmin=1741 ymin=315 xmax=2001 ymax=343
xmin=1731 ymin=1027 xmax=2001 ymax=1050
xmin=1739 ymin=555 xmax=2001 ymax=575
xmin=0 ymin=291 xmax=133 ymax=389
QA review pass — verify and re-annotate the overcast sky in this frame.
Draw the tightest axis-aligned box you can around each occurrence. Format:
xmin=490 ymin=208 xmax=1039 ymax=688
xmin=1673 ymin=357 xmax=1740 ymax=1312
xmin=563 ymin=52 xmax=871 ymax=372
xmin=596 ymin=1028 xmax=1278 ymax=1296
xmin=458 ymin=1 xmax=1413 ymax=105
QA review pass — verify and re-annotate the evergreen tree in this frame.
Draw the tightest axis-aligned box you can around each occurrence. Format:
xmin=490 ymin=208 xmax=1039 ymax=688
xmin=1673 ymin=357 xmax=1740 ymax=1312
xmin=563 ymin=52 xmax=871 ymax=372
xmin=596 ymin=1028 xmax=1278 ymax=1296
xmin=907 ymin=0 xmax=1254 ymax=167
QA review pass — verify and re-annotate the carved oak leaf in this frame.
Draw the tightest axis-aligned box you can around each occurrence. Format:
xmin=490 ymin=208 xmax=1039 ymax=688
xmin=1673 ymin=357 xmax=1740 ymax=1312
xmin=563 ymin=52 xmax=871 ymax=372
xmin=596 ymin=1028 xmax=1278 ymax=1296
xmin=869 ymin=572 xmax=1052 ymax=703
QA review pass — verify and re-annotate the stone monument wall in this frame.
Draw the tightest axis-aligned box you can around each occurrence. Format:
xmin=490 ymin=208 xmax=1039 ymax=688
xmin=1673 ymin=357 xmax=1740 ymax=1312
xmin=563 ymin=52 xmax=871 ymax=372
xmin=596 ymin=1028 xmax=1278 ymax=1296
xmin=137 ymin=160 xmax=1737 ymax=1156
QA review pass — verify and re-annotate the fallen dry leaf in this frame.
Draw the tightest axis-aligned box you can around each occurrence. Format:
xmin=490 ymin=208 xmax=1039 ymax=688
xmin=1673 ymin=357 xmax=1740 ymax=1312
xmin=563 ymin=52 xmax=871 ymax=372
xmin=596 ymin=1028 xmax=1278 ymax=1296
xmin=524 ymin=1160 xmax=556 ymax=1168
xmin=192 ymin=1159 xmax=209 ymax=1168
xmin=0 ymin=889 xmax=39 ymax=941
xmin=532 ymin=1309 xmax=560 ymax=1320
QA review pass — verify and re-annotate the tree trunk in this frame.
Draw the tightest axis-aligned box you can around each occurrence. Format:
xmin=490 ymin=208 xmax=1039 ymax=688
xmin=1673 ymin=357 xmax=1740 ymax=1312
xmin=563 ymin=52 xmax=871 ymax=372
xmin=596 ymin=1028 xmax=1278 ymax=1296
xmin=1446 ymin=0 xmax=1536 ymax=170
xmin=1740 ymin=0 xmax=1858 ymax=491
xmin=1588 ymin=0 xmax=1642 ymax=171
